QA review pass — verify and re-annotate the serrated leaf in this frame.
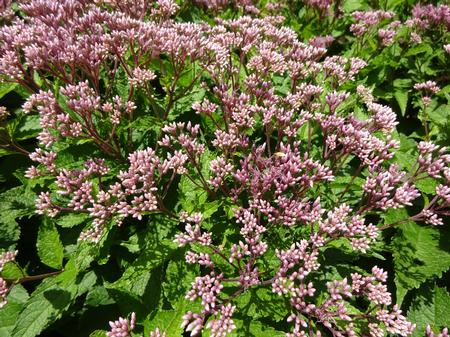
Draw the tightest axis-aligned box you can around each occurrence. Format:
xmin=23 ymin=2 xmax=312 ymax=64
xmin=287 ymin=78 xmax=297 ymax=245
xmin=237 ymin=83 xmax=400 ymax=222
xmin=56 ymin=213 xmax=90 ymax=228
xmin=13 ymin=115 xmax=41 ymax=141
xmin=0 ymin=187 xmax=36 ymax=249
xmin=244 ymin=321 xmax=285 ymax=337
xmin=144 ymin=298 xmax=191 ymax=337
xmin=0 ymin=82 xmax=17 ymax=99
xmin=115 ymin=68 xmax=130 ymax=102
xmin=0 ymin=285 xmax=29 ymax=337
xmin=85 ymin=286 xmax=115 ymax=307
xmin=394 ymin=151 xmax=417 ymax=171
xmin=235 ymin=288 xmax=289 ymax=322
xmin=89 ymin=330 xmax=108 ymax=337
xmin=404 ymin=44 xmax=433 ymax=57
xmin=11 ymin=260 xmax=83 ymax=337
xmin=162 ymin=255 xmax=198 ymax=306
xmin=178 ymin=175 xmax=208 ymax=212
xmin=408 ymin=284 xmax=450 ymax=337
xmin=106 ymin=238 xmax=177 ymax=315
xmin=429 ymin=104 xmax=450 ymax=127
xmin=170 ymin=88 xmax=205 ymax=121
xmin=37 ymin=218 xmax=64 ymax=269
xmin=392 ymin=220 xmax=450 ymax=305
xmin=1 ymin=261 xmax=24 ymax=280
xmin=415 ymin=177 xmax=437 ymax=195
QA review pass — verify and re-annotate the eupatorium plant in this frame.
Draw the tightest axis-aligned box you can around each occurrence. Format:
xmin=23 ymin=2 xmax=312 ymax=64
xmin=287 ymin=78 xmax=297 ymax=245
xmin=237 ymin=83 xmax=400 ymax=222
xmin=0 ymin=1 xmax=449 ymax=337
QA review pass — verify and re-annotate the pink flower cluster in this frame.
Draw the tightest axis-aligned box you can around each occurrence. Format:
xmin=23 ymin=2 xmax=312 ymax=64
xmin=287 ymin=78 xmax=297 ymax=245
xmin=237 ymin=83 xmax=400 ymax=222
xmin=107 ymin=312 xmax=136 ymax=337
xmin=350 ymin=10 xmax=394 ymax=37
xmin=411 ymin=4 xmax=450 ymax=30
xmin=1 ymin=1 xmax=449 ymax=336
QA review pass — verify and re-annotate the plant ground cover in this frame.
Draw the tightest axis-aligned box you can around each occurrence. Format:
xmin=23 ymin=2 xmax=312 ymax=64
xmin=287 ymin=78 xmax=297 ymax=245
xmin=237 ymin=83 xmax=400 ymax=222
xmin=0 ymin=0 xmax=449 ymax=336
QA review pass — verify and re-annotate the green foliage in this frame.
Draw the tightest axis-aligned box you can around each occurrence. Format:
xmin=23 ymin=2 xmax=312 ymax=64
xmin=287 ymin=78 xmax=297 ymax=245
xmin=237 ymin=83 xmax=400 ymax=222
xmin=0 ymin=187 xmax=35 ymax=249
xmin=0 ymin=0 xmax=449 ymax=336
xmin=0 ymin=285 xmax=29 ymax=337
xmin=390 ymin=210 xmax=450 ymax=304
xmin=37 ymin=218 xmax=64 ymax=269
xmin=144 ymin=298 xmax=192 ymax=336
xmin=408 ymin=284 xmax=450 ymax=337
xmin=11 ymin=260 xmax=96 ymax=337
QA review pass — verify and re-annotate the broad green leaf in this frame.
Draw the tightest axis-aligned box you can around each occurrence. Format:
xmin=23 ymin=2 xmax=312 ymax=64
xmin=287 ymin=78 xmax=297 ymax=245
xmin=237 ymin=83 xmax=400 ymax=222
xmin=170 ymin=88 xmax=205 ymax=121
xmin=144 ymin=298 xmax=192 ymax=337
xmin=178 ymin=175 xmax=208 ymax=212
xmin=37 ymin=218 xmax=64 ymax=269
xmin=393 ymin=151 xmax=417 ymax=171
xmin=85 ymin=286 xmax=115 ymax=307
xmin=106 ymin=238 xmax=177 ymax=315
xmin=0 ymin=261 xmax=24 ymax=280
xmin=392 ymin=219 xmax=450 ymax=305
xmin=404 ymin=44 xmax=433 ymax=57
xmin=342 ymin=0 xmax=367 ymax=12
xmin=0 ymin=285 xmax=29 ymax=337
xmin=56 ymin=213 xmax=90 ymax=228
xmin=115 ymin=67 xmax=130 ymax=102
xmin=0 ymin=187 xmax=35 ymax=249
xmin=162 ymin=255 xmax=198 ymax=306
xmin=408 ymin=284 xmax=450 ymax=337
xmin=429 ymin=104 xmax=450 ymax=127
xmin=11 ymin=260 xmax=84 ymax=337
xmin=235 ymin=287 xmax=289 ymax=322
xmin=415 ymin=177 xmax=437 ymax=195
xmin=0 ymin=82 xmax=17 ymax=99
xmin=240 ymin=321 xmax=285 ymax=337
xmin=13 ymin=115 xmax=41 ymax=141
xmin=107 ymin=238 xmax=176 ymax=295
xmin=212 ymin=319 xmax=285 ymax=337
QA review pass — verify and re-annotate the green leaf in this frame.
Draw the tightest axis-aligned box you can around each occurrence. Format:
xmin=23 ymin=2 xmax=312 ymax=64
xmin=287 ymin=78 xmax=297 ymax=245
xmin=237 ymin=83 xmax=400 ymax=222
xmin=1 ymin=261 xmax=24 ymax=280
xmin=178 ymin=175 xmax=208 ymax=213
xmin=11 ymin=260 xmax=86 ymax=337
xmin=404 ymin=44 xmax=433 ymax=57
xmin=169 ymin=88 xmax=205 ymax=121
xmin=415 ymin=177 xmax=437 ymax=195
xmin=241 ymin=321 xmax=285 ymax=337
xmin=89 ymin=330 xmax=107 ymax=337
xmin=408 ymin=284 xmax=450 ymax=337
xmin=0 ymin=285 xmax=29 ymax=337
xmin=394 ymin=90 xmax=408 ymax=116
xmin=0 ymin=82 xmax=18 ymax=99
xmin=108 ymin=238 xmax=177 ymax=295
xmin=56 ymin=213 xmax=90 ymax=228
xmin=0 ymin=187 xmax=36 ymax=249
xmin=115 ymin=67 xmax=130 ymax=102
xmin=342 ymin=0 xmax=367 ymax=12
xmin=106 ymin=238 xmax=177 ymax=315
xmin=37 ymin=218 xmax=64 ymax=269
xmin=144 ymin=298 xmax=191 ymax=337
xmin=392 ymin=219 xmax=450 ymax=305
xmin=85 ymin=286 xmax=115 ymax=307
xmin=162 ymin=255 xmax=198 ymax=306
xmin=13 ymin=115 xmax=41 ymax=141
xmin=235 ymin=287 xmax=289 ymax=322
xmin=393 ymin=151 xmax=417 ymax=171
xmin=429 ymin=104 xmax=450 ymax=126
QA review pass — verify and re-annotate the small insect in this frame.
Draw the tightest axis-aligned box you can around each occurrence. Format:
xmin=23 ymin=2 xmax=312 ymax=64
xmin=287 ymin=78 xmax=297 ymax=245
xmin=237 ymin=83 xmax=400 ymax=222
xmin=274 ymin=152 xmax=286 ymax=157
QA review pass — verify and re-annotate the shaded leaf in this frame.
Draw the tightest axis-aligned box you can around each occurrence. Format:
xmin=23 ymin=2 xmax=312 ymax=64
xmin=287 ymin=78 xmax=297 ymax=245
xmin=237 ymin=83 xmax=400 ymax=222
xmin=37 ymin=218 xmax=64 ymax=269
xmin=391 ymin=215 xmax=450 ymax=305
xmin=408 ymin=284 xmax=450 ymax=337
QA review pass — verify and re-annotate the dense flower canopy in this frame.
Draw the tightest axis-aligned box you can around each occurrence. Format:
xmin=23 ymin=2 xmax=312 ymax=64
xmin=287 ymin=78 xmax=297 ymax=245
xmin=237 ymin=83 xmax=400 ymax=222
xmin=0 ymin=1 xmax=449 ymax=337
